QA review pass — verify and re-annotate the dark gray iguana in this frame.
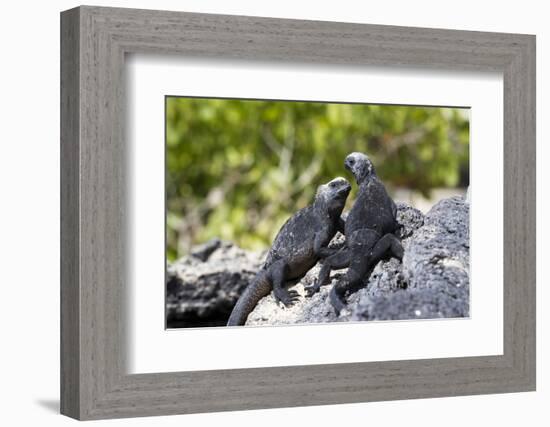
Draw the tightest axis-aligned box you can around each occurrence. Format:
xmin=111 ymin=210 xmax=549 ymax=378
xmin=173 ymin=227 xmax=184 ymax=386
xmin=227 ymin=177 xmax=352 ymax=326
xmin=305 ymin=152 xmax=404 ymax=314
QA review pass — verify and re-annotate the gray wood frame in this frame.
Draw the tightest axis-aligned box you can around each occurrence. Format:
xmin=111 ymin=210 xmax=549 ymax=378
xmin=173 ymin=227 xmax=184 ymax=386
xmin=61 ymin=5 xmax=536 ymax=420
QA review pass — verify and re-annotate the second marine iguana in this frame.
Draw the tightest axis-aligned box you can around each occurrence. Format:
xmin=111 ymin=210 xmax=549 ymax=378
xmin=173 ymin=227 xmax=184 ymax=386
xmin=227 ymin=177 xmax=351 ymax=326
xmin=305 ymin=152 xmax=404 ymax=314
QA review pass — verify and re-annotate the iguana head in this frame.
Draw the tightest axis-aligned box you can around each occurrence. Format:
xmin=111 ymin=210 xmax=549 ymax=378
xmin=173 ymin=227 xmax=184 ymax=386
xmin=344 ymin=152 xmax=376 ymax=184
xmin=316 ymin=177 xmax=351 ymax=215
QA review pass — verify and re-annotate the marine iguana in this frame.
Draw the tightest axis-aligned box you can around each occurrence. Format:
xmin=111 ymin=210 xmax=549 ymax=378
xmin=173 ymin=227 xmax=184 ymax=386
xmin=305 ymin=152 xmax=404 ymax=314
xmin=227 ymin=177 xmax=351 ymax=326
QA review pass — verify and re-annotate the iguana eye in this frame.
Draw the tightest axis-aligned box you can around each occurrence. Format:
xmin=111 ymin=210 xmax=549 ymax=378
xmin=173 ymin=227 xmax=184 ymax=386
xmin=329 ymin=182 xmax=336 ymax=188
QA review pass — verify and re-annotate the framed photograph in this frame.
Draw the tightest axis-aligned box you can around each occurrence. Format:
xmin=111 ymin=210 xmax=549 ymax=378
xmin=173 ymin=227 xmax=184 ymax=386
xmin=164 ymin=97 xmax=471 ymax=330
xmin=61 ymin=6 xmax=536 ymax=420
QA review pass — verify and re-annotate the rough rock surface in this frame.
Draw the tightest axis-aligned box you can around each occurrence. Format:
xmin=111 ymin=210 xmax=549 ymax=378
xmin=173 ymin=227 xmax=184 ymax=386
xmin=166 ymin=196 xmax=470 ymax=327
xmin=166 ymin=239 xmax=265 ymax=327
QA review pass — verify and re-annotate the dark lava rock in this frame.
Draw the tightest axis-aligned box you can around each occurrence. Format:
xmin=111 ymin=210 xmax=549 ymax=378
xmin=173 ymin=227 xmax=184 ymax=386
xmin=350 ymin=287 xmax=468 ymax=321
xmin=166 ymin=240 xmax=264 ymax=328
xmin=395 ymin=201 xmax=425 ymax=239
xmin=248 ymin=196 xmax=469 ymax=325
xmin=167 ymin=197 xmax=469 ymax=327
xmin=349 ymin=196 xmax=470 ymax=321
xmin=402 ymin=196 xmax=469 ymax=293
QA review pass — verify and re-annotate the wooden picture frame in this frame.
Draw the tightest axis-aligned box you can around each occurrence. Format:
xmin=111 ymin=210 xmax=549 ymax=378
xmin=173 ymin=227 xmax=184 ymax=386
xmin=60 ymin=5 xmax=536 ymax=420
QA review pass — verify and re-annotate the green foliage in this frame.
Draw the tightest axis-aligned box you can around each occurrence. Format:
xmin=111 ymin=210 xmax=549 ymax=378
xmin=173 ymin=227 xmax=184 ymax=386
xmin=166 ymin=97 xmax=469 ymax=261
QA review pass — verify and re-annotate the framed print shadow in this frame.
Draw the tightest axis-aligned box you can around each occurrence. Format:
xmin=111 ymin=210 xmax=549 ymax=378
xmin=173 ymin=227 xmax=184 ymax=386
xmin=61 ymin=5 xmax=536 ymax=420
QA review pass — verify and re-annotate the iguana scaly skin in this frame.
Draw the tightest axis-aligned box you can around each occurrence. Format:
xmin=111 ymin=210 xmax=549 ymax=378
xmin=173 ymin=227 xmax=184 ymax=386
xmin=227 ymin=177 xmax=351 ymax=326
xmin=305 ymin=152 xmax=404 ymax=314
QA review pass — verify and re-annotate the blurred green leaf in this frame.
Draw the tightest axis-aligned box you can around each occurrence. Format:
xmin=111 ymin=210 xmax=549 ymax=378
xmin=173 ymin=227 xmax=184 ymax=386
xmin=166 ymin=97 xmax=469 ymax=261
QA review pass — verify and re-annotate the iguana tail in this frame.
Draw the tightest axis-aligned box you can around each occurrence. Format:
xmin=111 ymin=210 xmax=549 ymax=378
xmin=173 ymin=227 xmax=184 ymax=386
xmin=227 ymin=270 xmax=272 ymax=326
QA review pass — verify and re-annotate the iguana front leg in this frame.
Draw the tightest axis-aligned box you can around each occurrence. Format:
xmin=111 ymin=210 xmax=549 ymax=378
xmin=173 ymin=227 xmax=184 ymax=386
xmin=329 ymin=232 xmax=403 ymax=314
xmin=317 ymin=217 xmax=346 ymax=258
xmin=312 ymin=228 xmax=340 ymax=259
xmin=305 ymin=247 xmax=351 ymax=297
xmin=330 ymin=248 xmax=372 ymax=314
xmin=270 ymin=260 xmax=301 ymax=307
xmin=369 ymin=233 xmax=404 ymax=262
